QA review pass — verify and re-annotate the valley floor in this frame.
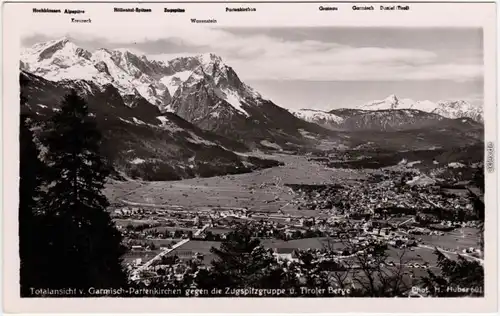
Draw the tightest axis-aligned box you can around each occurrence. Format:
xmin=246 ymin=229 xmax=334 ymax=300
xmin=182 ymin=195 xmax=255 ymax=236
xmin=106 ymin=151 xmax=483 ymax=295
xmin=104 ymin=153 xmax=366 ymax=212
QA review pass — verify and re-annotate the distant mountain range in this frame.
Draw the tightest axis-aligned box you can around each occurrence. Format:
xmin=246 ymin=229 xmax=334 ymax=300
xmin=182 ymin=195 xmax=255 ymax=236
xmin=19 ymin=38 xmax=484 ymax=180
xmin=359 ymin=94 xmax=483 ymax=123
xmin=290 ymin=94 xmax=483 ymax=132
xmin=291 ymin=109 xmax=344 ymax=127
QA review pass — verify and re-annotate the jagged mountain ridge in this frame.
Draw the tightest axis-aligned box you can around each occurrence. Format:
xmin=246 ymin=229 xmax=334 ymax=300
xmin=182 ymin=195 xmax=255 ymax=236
xmin=290 ymin=105 xmax=482 ymax=133
xmin=21 ymin=38 xmax=336 ymax=148
xmin=21 ymin=38 xmax=258 ymax=113
xmin=168 ymin=61 xmax=335 ymax=146
xmin=329 ymin=108 xmax=483 ymax=132
xmin=21 ymin=70 xmax=283 ymax=181
xmin=358 ymin=94 xmax=483 ymax=122
xmin=291 ymin=109 xmax=344 ymax=127
xmin=22 ymin=37 xmax=195 ymax=109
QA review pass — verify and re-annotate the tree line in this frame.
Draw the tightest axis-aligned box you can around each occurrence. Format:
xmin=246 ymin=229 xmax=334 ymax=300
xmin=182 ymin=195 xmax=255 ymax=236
xmin=20 ymin=80 xmax=127 ymax=296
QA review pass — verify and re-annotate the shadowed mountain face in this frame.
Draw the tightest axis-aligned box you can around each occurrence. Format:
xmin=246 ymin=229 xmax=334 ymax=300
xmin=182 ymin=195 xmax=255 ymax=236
xmin=21 ymin=71 xmax=283 ymax=181
xmin=291 ymin=107 xmax=483 ymax=146
xmin=327 ymin=108 xmax=483 ymax=150
xmin=290 ymin=95 xmax=483 ymax=144
xmin=328 ymin=108 xmax=483 ymax=132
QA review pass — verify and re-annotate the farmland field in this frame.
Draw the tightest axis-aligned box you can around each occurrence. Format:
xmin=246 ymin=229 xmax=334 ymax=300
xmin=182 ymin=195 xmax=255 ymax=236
xmin=128 ymin=238 xmax=184 ymax=248
xmin=261 ymin=237 xmax=341 ymax=249
xmin=105 ymin=154 xmax=367 ymax=213
xmin=114 ymin=219 xmax=160 ymax=227
xmin=416 ymin=228 xmax=480 ymax=250
xmin=176 ymin=240 xmax=222 ymax=251
xmin=143 ymin=226 xmax=198 ymax=234
xmin=122 ymin=249 xmax=163 ymax=265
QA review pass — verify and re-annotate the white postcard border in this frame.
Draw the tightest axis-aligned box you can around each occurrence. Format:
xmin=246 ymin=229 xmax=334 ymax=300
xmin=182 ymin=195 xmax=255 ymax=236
xmin=2 ymin=1 xmax=498 ymax=313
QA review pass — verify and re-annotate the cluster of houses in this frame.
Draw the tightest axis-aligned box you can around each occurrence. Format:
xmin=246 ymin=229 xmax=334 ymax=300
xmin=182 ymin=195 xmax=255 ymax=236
xmin=116 ymin=161 xmax=483 ymax=284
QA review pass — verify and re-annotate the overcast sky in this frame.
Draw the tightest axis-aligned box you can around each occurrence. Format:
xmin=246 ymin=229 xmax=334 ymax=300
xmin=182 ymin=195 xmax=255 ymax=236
xmin=22 ymin=27 xmax=483 ymax=110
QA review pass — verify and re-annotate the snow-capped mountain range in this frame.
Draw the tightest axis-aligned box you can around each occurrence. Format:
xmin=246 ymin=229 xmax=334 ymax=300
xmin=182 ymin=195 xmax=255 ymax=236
xmin=20 ymin=37 xmax=260 ymax=116
xmin=21 ymin=37 xmax=336 ymax=151
xmin=19 ymin=38 xmax=484 ymax=180
xmin=358 ymin=94 xmax=483 ymax=122
xmin=291 ymin=109 xmax=345 ymax=125
xmin=21 ymin=38 xmax=483 ymax=130
xmin=291 ymin=94 xmax=483 ymax=131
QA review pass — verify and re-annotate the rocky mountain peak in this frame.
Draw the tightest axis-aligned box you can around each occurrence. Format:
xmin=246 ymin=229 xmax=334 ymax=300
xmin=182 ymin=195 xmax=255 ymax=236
xmin=194 ymin=53 xmax=225 ymax=76
xmin=43 ymin=36 xmax=71 ymax=49
xmin=359 ymin=94 xmax=405 ymax=111
xmin=434 ymin=100 xmax=483 ymax=122
xmin=45 ymin=36 xmax=71 ymax=48
xmin=22 ymin=39 xmax=320 ymax=146
xmin=440 ymin=100 xmax=469 ymax=108
xmin=384 ymin=94 xmax=399 ymax=104
xmin=35 ymin=37 xmax=78 ymax=61
xmin=198 ymin=52 xmax=223 ymax=64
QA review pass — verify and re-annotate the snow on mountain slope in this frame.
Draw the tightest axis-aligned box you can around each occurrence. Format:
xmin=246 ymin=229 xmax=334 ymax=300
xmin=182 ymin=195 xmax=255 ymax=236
xmin=360 ymin=94 xmax=437 ymax=112
xmin=21 ymin=38 xmax=172 ymax=107
xmin=357 ymin=94 xmax=483 ymax=122
xmin=21 ymin=39 xmax=262 ymax=117
xmin=20 ymin=70 xmax=285 ymax=181
xmin=21 ymin=38 xmax=337 ymax=148
xmin=433 ymin=100 xmax=484 ymax=123
xmin=220 ymin=88 xmax=250 ymax=117
xmin=199 ymin=53 xmax=223 ymax=74
xmin=160 ymin=70 xmax=193 ymax=95
xmin=291 ymin=109 xmax=344 ymax=127
xmin=21 ymin=38 xmax=105 ymax=82
xmin=163 ymin=53 xmax=337 ymax=147
xmin=167 ymin=52 xmax=269 ymax=121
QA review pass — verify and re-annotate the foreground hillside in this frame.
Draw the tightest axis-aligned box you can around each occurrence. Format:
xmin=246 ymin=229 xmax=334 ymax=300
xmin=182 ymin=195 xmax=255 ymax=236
xmin=21 ymin=71 xmax=282 ymax=181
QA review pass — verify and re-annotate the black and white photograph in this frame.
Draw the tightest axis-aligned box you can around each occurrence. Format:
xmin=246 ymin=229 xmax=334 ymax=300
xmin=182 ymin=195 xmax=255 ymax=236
xmin=2 ymin=1 xmax=498 ymax=313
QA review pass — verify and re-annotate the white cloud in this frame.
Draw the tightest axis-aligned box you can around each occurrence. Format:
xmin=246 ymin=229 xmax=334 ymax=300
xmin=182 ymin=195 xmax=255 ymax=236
xmin=145 ymin=28 xmax=481 ymax=82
